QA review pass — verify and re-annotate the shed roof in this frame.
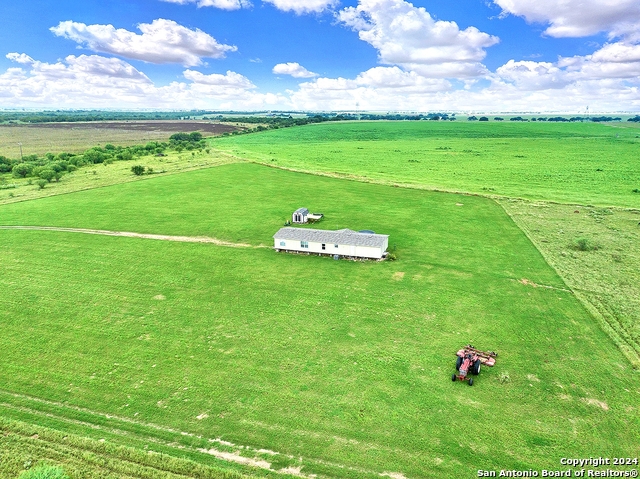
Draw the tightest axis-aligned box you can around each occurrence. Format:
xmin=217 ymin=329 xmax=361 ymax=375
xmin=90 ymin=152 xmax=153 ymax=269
xmin=274 ymin=227 xmax=388 ymax=248
xmin=293 ymin=208 xmax=309 ymax=215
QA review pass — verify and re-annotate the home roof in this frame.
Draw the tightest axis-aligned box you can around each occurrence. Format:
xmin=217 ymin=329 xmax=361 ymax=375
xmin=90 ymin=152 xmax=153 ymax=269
xmin=293 ymin=208 xmax=309 ymax=215
xmin=274 ymin=227 xmax=388 ymax=248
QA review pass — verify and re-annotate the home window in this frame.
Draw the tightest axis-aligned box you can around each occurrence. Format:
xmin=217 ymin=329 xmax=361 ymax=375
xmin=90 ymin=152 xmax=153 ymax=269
xmin=280 ymin=241 xmax=286 ymax=247
xmin=322 ymin=244 xmax=326 ymax=250
xmin=334 ymin=244 xmax=339 ymax=248
xmin=300 ymin=241 xmax=309 ymax=249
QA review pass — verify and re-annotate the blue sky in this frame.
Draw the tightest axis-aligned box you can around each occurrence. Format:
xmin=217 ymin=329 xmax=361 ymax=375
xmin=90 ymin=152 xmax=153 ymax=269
xmin=0 ymin=0 xmax=638 ymax=111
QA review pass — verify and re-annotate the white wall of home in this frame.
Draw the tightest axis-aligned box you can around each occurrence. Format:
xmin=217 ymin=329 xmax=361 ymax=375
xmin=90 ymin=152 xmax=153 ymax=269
xmin=292 ymin=213 xmax=307 ymax=223
xmin=274 ymin=238 xmax=384 ymax=259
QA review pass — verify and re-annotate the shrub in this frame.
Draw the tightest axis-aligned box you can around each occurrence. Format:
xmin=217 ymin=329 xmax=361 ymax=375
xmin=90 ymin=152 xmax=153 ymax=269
xmin=38 ymin=168 xmax=56 ymax=182
xmin=386 ymin=252 xmax=397 ymax=261
xmin=55 ymin=152 xmax=72 ymax=161
xmin=572 ymin=237 xmax=600 ymax=251
xmin=632 ymin=188 xmax=640 ymax=193
xmin=131 ymin=165 xmax=145 ymax=176
xmin=12 ymin=163 xmax=33 ymax=178
xmin=83 ymin=149 xmax=106 ymax=164
xmin=36 ymin=179 xmax=47 ymax=189
xmin=170 ymin=132 xmax=190 ymax=141
xmin=19 ymin=465 xmax=70 ymax=479
xmin=116 ymin=151 xmax=133 ymax=161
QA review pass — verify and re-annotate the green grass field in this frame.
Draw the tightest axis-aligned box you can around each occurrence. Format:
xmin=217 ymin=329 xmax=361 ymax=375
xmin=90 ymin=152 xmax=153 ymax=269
xmin=500 ymin=200 xmax=640 ymax=367
xmin=0 ymin=149 xmax=237 ymax=206
xmin=209 ymin=121 xmax=640 ymax=370
xmin=210 ymin=121 xmax=640 ymax=207
xmin=1 ymin=163 xmax=638 ymax=478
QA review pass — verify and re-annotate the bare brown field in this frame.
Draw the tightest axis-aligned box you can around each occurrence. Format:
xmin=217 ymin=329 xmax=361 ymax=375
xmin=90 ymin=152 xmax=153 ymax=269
xmin=0 ymin=121 xmax=240 ymax=157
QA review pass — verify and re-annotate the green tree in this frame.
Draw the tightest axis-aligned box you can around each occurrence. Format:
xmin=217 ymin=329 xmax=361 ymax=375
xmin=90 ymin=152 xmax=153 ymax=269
xmin=169 ymin=132 xmax=190 ymax=141
xmin=12 ymin=163 xmax=33 ymax=178
xmin=38 ymin=168 xmax=56 ymax=182
xmin=83 ymin=149 xmax=107 ymax=164
xmin=0 ymin=155 xmax=13 ymax=173
xmin=131 ymin=165 xmax=145 ymax=176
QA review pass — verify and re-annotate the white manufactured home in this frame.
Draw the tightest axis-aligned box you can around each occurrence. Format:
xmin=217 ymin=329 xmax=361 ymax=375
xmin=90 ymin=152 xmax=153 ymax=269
xmin=273 ymin=227 xmax=389 ymax=260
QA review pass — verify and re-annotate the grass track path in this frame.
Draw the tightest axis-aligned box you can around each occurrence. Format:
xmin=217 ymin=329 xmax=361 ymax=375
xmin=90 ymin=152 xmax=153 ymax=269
xmin=0 ymin=225 xmax=260 ymax=248
xmin=0 ymin=388 xmax=380 ymax=478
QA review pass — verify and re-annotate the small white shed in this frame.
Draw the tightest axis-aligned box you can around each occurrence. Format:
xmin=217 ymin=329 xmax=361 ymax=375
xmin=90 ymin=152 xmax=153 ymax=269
xmin=292 ymin=208 xmax=309 ymax=224
xmin=273 ymin=227 xmax=389 ymax=259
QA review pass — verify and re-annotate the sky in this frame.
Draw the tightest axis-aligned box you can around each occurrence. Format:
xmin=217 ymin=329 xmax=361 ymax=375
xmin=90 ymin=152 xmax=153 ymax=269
xmin=0 ymin=0 xmax=639 ymax=112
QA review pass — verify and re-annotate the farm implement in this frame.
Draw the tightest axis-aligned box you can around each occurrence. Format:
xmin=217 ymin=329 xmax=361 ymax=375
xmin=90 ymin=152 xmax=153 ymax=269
xmin=452 ymin=345 xmax=497 ymax=386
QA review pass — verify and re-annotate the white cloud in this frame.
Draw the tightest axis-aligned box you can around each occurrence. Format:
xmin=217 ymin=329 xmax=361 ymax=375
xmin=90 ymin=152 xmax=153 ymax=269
xmin=6 ymin=53 xmax=35 ymax=64
xmin=495 ymin=60 xmax=570 ymax=90
xmin=285 ymin=40 xmax=640 ymax=112
xmin=50 ymin=19 xmax=237 ymax=67
xmin=589 ymin=42 xmax=640 ymax=64
xmin=493 ymin=0 xmax=640 ymax=40
xmin=289 ymin=66 xmax=451 ymax=109
xmin=262 ymin=0 xmax=338 ymax=15
xmin=338 ymin=0 xmax=499 ymax=78
xmin=1 ymin=53 xmax=281 ymax=109
xmin=184 ymin=69 xmax=256 ymax=89
xmin=160 ymin=0 xmax=250 ymax=9
xmin=2 ymin=41 xmax=640 ymax=112
xmin=273 ymin=62 xmax=318 ymax=78
xmin=496 ymin=41 xmax=640 ymax=90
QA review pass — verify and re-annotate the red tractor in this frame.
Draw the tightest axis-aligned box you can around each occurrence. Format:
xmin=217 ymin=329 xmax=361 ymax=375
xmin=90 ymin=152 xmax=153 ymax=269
xmin=452 ymin=345 xmax=497 ymax=386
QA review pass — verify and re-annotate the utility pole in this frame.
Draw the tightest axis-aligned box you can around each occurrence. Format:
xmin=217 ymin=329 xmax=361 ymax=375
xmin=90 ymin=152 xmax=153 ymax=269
xmin=17 ymin=142 xmax=23 ymax=161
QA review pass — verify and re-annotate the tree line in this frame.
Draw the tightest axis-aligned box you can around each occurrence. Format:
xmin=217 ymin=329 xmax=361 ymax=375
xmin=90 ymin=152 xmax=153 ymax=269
xmin=468 ymin=116 xmax=626 ymax=122
xmin=0 ymin=111 xmax=221 ymax=123
xmin=1 ymin=132 xmax=206 ymax=185
xmin=2 ymin=110 xmax=637 ymax=125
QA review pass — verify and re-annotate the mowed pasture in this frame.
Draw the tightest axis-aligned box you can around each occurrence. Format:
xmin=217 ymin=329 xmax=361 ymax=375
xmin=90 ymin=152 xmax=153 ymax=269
xmin=0 ymin=163 xmax=638 ymax=478
xmin=501 ymin=200 xmax=640 ymax=365
xmin=210 ymin=121 xmax=640 ymax=371
xmin=210 ymin=121 xmax=640 ymax=208
xmin=0 ymin=121 xmax=239 ymax=158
